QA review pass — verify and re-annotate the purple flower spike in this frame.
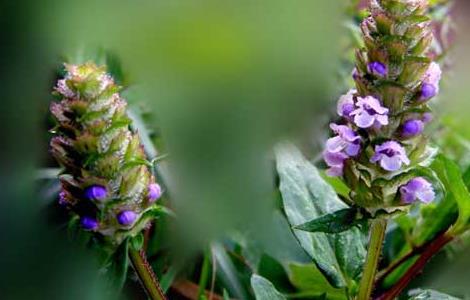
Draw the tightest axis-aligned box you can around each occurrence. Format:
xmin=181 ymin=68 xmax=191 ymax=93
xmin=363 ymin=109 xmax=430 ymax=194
xmin=117 ymin=210 xmax=137 ymax=226
xmin=81 ymin=216 xmax=99 ymax=230
xmin=368 ymin=61 xmax=388 ymax=78
xmin=148 ymin=183 xmax=162 ymax=202
xmin=350 ymin=96 xmax=389 ymax=128
xmin=421 ymin=62 xmax=441 ymax=100
xmin=402 ymin=119 xmax=424 ymax=138
xmin=371 ymin=141 xmax=410 ymax=171
xmin=400 ymin=177 xmax=435 ymax=204
xmin=337 ymin=89 xmax=356 ymax=119
xmin=84 ymin=185 xmax=107 ymax=201
xmin=323 ymin=124 xmax=361 ymax=176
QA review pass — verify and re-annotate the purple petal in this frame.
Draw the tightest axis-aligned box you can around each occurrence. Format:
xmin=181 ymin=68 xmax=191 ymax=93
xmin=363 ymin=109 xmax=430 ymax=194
xmin=148 ymin=183 xmax=162 ymax=202
xmin=326 ymin=166 xmax=344 ymax=177
xmin=337 ymin=89 xmax=356 ymax=117
xmin=402 ymin=119 xmax=424 ymax=137
xmin=326 ymin=136 xmax=346 ymax=153
xmin=375 ymin=114 xmax=389 ymax=126
xmin=353 ymin=111 xmax=376 ymax=128
xmin=324 ymin=151 xmax=348 ymax=167
xmin=117 ymin=210 xmax=138 ymax=226
xmin=380 ymin=156 xmax=402 ymax=171
xmin=346 ymin=143 xmax=361 ymax=157
xmin=421 ymin=83 xmax=437 ymax=100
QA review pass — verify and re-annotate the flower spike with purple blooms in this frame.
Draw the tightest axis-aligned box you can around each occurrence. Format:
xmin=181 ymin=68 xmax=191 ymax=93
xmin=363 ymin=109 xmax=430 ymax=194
xmin=323 ymin=0 xmax=442 ymax=210
xmin=49 ymin=63 xmax=165 ymax=246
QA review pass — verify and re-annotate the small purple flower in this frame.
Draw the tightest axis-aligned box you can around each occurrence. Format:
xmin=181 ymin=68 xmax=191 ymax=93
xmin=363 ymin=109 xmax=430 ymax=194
xmin=371 ymin=141 xmax=410 ymax=171
xmin=81 ymin=216 xmax=99 ymax=230
xmin=422 ymin=112 xmax=433 ymax=123
xmin=58 ymin=190 xmax=68 ymax=206
xmin=352 ymin=68 xmax=360 ymax=81
xmin=350 ymin=96 xmax=389 ymax=128
xmin=337 ymin=89 xmax=356 ymax=119
xmin=148 ymin=183 xmax=162 ymax=202
xmin=400 ymin=177 xmax=435 ymax=204
xmin=117 ymin=210 xmax=137 ymax=226
xmin=84 ymin=185 xmax=107 ymax=201
xmin=421 ymin=62 xmax=441 ymax=100
xmin=368 ymin=61 xmax=388 ymax=78
xmin=401 ymin=119 xmax=424 ymax=138
xmin=323 ymin=124 xmax=361 ymax=176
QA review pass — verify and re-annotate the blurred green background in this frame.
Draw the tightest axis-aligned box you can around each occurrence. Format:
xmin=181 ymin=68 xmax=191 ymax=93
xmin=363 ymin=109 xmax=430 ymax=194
xmin=1 ymin=0 xmax=469 ymax=299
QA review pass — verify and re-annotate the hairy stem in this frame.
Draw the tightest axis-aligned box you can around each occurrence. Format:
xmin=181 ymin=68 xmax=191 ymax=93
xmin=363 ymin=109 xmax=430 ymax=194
xmin=375 ymin=231 xmax=453 ymax=300
xmin=358 ymin=219 xmax=387 ymax=300
xmin=129 ymin=248 xmax=167 ymax=300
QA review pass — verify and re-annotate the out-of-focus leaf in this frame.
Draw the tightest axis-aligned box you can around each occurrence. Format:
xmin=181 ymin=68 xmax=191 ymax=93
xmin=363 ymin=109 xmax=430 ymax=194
xmin=257 ymin=254 xmax=295 ymax=294
xmin=294 ymin=208 xmax=360 ymax=234
xmin=275 ymin=142 xmax=365 ymax=288
xmin=408 ymin=288 xmax=461 ymax=300
xmin=105 ymin=238 xmax=130 ymax=293
xmin=288 ymin=264 xmax=347 ymax=300
xmin=432 ymin=155 xmax=470 ymax=234
xmin=212 ymin=243 xmax=249 ymax=300
xmin=251 ymin=274 xmax=286 ymax=300
xmin=160 ymin=266 xmax=177 ymax=293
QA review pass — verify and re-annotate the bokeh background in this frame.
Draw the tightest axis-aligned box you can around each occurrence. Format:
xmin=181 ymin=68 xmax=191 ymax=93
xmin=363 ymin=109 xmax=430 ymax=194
xmin=1 ymin=0 xmax=469 ymax=299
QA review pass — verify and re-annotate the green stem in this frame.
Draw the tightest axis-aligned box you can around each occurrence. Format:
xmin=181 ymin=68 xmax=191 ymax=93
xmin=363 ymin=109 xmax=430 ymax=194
xmin=357 ymin=218 xmax=387 ymax=300
xmin=129 ymin=248 xmax=167 ymax=300
xmin=198 ymin=252 xmax=211 ymax=299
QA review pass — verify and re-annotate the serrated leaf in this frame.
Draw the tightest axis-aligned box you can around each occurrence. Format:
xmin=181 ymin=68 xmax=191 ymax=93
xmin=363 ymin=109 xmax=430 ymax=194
xmin=275 ymin=142 xmax=365 ymax=289
xmin=295 ymin=208 xmax=360 ymax=234
xmin=251 ymin=274 xmax=286 ymax=300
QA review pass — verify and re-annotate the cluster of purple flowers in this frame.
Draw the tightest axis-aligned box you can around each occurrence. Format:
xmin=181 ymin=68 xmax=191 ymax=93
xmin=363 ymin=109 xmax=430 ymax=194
xmin=80 ymin=183 xmax=162 ymax=230
xmin=324 ymin=61 xmax=441 ymax=205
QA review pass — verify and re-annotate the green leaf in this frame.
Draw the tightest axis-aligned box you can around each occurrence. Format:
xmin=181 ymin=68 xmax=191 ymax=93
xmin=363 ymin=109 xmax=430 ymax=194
xmin=294 ymin=208 xmax=360 ymax=234
xmin=275 ymin=143 xmax=365 ymax=289
xmin=251 ymin=274 xmax=286 ymax=300
xmin=432 ymin=155 xmax=470 ymax=234
xmin=408 ymin=288 xmax=461 ymax=300
xmin=288 ymin=264 xmax=347 ymax=300
xmin=105 ymin=238 xmax=130 ymax=293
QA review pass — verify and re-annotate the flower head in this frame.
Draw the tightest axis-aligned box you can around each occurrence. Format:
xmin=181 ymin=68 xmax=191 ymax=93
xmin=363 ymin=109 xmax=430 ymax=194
xmin=368 ymin=62 xmax=388 ymax=78
xmin=421 ymin=62 xmax=441 ymax=100
xmin=350 ymin=96 xmax=389 ymax=128
xmin=81 ymin=216 xmax=99 ymax=230
xmin=324 ymin=124 xmax=361 ymax=176
xmin=371 ymin=141 xmax=410 ymax=171
xmin=84 ymin=185 xmax=107 ymax=201
xmin=400 ymin=177 xmax=435 ymax=204
xmin=117 ymin=210 xmax=138 ymax=226
xmin=148 ymin=183 xmax=162 ymax=202
xmin=337 ymin=89 xmax=356 ymax=119
xmin=401 ymin=119 xmax=424 ymax=138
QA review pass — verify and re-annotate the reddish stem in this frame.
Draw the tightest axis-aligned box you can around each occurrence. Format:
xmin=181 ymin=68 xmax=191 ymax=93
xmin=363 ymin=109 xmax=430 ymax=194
xmin=375 ymin=231 xmax=453 ymax=300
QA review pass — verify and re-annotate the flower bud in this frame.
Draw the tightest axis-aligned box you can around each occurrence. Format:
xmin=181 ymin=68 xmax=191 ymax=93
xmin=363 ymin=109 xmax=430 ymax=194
xmin=81 ymin=216 xmax=99 ymax=230
xmin=401 ymin=119 xmax=424 ymax=138
xmin=117 ymin=211 xmax=137 ymax=226
xmin=84 ymin=185 xmax=107 ymax=201
xmin=148 ymin=183 xmax=162 ymax=202
xmin=368 ymin=61 xmax=388 ymax=78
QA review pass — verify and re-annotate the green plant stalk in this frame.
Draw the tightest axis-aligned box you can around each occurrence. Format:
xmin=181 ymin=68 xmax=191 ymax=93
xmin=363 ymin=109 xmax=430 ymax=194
xmin=198 ymin=252 xmax=211 ymax=300
xmin=129 ymin=248 xmax=167 ymax=300
xmin=357 ymin=219 xmax=387 ymax=300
